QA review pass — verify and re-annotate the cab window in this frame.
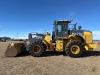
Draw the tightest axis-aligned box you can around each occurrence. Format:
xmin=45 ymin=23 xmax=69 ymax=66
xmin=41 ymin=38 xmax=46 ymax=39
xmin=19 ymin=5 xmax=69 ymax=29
xmin=57 ymin=25 xmax=62 ymax=32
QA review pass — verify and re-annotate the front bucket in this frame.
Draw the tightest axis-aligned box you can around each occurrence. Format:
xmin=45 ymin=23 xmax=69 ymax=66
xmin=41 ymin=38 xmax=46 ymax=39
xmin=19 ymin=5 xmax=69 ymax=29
xmin=5 ymin=42 xmax=26 ymax=57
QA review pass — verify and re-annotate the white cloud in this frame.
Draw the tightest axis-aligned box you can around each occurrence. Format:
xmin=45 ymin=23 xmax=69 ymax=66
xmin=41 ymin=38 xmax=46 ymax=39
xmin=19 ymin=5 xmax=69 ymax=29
xmin=70 ymin=12 xmax=75 ymax=16
xmin=92 ymin=31 xmax=100 ymax=40
xmin=17 ymin=36 xmax=28 ymax=39
xmin=15 ymin=34 xmax=28 ymax=39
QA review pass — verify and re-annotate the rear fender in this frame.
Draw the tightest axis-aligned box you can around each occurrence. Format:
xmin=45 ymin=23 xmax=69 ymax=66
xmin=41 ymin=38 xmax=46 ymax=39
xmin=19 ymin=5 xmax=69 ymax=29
xmin=68 ymin=35 xmax=85 ymax=43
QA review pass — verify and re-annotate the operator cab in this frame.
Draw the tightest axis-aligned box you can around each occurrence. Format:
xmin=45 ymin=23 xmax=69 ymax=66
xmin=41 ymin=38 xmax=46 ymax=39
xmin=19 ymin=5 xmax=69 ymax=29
xmin=52 ymin=20 xmax=72 ymax=40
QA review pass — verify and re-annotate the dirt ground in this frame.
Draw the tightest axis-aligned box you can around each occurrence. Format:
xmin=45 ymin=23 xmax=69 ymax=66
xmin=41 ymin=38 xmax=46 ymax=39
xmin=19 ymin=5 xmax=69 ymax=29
xmin=0 ymin=41 xmax=100 ymax=75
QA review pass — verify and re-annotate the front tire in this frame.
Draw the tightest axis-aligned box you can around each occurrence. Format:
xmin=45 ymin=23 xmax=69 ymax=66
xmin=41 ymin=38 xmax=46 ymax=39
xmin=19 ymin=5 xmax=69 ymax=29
xmin=30 ymin=40 xmax=46 ymax=57
xmin=65 ymin=41 xmax=83 ymax=58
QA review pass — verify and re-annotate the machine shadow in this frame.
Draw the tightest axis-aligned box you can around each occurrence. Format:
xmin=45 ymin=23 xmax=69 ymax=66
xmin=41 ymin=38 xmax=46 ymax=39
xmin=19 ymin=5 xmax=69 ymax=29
xmin=17 ymin=50 xmax=100 ymax=57
xmin=44 ymin=51 xmax=64 ymax=57
xmin=44 ymin=50 xmax=100 ymax=57
xmin=82 ymin=50 xmax=100 ymax=57
xmin=17 ymin=51 xmax=30 ymax=57
xmin=17 ymin=51 xmax=64 ymax=57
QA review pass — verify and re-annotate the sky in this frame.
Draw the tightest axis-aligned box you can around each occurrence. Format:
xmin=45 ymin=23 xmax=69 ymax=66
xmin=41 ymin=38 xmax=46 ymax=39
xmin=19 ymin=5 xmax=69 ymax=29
xmin=0 ymin=0 xmax=100 ymax=39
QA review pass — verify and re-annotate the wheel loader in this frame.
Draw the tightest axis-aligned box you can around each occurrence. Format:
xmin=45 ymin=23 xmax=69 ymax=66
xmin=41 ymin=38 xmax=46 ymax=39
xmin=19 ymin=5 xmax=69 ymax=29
xmin=5 ymin=20 xmax=96 ymax=58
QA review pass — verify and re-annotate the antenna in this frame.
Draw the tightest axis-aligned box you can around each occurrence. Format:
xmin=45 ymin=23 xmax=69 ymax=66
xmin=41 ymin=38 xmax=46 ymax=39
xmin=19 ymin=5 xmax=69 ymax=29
xmin=45 ymin=30 xmax=47 ymax=34
xmin=17 ymin=33 xmax=19 ymax=39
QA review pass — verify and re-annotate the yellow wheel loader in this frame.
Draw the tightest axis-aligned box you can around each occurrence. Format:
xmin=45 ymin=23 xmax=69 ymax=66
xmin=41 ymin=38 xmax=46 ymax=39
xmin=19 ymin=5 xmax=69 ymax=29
xmin=27 ymin=20 xmax=96 ymax=58
xmin=5 ymin=20 xmax=96 ymax=58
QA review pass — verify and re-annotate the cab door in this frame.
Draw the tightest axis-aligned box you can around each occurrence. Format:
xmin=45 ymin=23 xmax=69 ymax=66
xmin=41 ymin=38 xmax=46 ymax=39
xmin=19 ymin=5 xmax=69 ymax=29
xmin=57 ymin=25 xmax=63 ymax=37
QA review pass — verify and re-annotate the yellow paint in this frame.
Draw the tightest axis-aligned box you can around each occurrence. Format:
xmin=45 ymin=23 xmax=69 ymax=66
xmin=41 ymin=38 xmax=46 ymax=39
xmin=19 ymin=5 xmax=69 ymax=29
xmin=43 ymin=32 xmax=52 ymax=50
xmin=88 ymin=43 xmax=96 ymax=49
xmin=83 ymin=31 xmax=96 ymax=51
xmin=85 ymin=43 xmax=96 ymax=51
xmin=67 ymin=35 xmax=75 ymax=40
xmin=71 ymin=45 xmax=80 ymax=54
xmin=85 ymin=45 xmax=89 ymax=51
xmin=56 ymin=40 xmax=63 ymax=52
xmin=83 ymin=31 xmax=92 ymax=43
xmin=67 ymin=35 xmax=82 ymax=43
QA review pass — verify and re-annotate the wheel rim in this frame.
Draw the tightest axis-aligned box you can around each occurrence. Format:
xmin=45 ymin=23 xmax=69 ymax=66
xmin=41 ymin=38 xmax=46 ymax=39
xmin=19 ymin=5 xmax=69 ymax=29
xmin=71 ymin=45 xmax=80 ymax=54
xmin=33 ymin=45 xmax=41 ymax=53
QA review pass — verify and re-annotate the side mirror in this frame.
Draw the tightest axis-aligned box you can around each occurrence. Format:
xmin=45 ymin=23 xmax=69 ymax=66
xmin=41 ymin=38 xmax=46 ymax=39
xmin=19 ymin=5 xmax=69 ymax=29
xmin=78 ymin=26 xmax=82 ymax=30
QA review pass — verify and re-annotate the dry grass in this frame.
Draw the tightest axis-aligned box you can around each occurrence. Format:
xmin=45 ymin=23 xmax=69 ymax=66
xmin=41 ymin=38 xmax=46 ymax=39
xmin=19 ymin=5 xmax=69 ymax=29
xmin=0 ymin=41 xmax=100 ymax=75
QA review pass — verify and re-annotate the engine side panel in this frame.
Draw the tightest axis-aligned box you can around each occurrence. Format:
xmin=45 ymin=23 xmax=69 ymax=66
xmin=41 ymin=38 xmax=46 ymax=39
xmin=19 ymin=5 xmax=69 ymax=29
xmin=83 ymin=31 xmax=92 ymax=43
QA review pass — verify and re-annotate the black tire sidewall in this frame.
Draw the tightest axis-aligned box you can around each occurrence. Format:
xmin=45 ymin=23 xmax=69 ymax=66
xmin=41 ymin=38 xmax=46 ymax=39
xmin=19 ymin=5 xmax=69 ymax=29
xmin=65 ymin=41 xmax=83 ymax=58
xmin=30 ymin=40 xmax=45 ymax=57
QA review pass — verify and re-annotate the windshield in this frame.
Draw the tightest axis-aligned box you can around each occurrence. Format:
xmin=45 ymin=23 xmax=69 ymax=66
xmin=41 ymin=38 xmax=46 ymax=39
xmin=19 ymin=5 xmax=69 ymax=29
xmin=57 ymin=25 xmax=62 ymax=32
xmin=57 ymin=22 xmax=68 ymax=31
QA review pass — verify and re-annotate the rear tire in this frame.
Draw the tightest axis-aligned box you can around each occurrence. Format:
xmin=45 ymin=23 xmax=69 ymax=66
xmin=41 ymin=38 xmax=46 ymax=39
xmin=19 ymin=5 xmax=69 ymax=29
xmin=30 ymin=40 xmax=46 ymax=57
xmin=65 ymin=40 xmax=83 ymax=58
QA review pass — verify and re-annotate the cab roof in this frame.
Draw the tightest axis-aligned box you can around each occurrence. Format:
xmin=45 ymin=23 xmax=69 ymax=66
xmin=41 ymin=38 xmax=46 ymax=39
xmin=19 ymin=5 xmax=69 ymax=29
xmin=54 ymin=20 xmax=71 ymax=25
xmin=55 ymin=20 xmax=69 ymax=21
